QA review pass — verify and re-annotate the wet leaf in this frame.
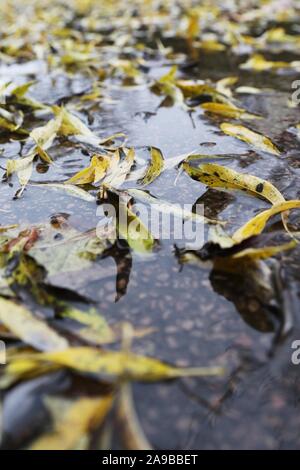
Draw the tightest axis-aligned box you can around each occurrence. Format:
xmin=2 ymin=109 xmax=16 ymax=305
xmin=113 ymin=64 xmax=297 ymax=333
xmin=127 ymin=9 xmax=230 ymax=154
xmin=117 ymin=383 xmax=152 ymax=450
xmin=104 ymin=148 xmax=135 ymax=188
xmin=182 ymin=162 xmax=285 ymax=204
xmin=30 ymin=395 xmax=113 ymax=450
xmin=240 ymin=54 xmax=300 ymax=72
xmin=229 ymin=240 xmax=297 ymax=261
xmin=220 ymin=123 xmax=281 ymax=155
xmin=67 ymin=154 xmax=110 ymax=185
xmin=4 ymin=347 xmax=224 ymax=382
xmin=6 ymin=154 xmax=35 ymax=186
xmin=138 ymin=147 xmax=164 ymax=186
xmin=30 ymin=182 xmax=95 ymax=202
xmin=202 ymin=102 xmax=260 ymax=120
xmin=30 ymin=116 xmax=61 ymax=150
xmin=59 ymin=306 xmax=115 ymax=345
xmin=233 ymin=200 xmax=300 ymax=243
xmin=53 ymin=106 xmax=94 ymax=137
xmin=0 ymin=297 xmax=68 ymax=351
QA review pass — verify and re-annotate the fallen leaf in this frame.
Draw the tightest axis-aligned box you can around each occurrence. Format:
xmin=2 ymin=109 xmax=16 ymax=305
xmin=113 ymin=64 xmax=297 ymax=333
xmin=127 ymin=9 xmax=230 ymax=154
xmin=0 ymin=297 xmax=68 ymax=351
xmin=182 ymin=162 xmax=285 ymax=204
xmin=30 ymin=395 xmax=113 ymax=450
xmin=220 ymin=123 xmax=281 ymax=155
xmin=138 ymin=147 xmax=164 ymax=186
xmin=202 ymin=102 xmax=260 ymax=119
xmin=233 ymin=200 xmax=300 ymax=243
xmin=5 ymin=347 xmax=224 ymax=382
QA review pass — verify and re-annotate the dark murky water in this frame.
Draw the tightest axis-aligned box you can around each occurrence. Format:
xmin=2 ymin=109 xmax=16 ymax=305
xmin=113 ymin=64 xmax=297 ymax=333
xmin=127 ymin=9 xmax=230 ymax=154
xmin=1 ymin=49 xmax=300 ymax=449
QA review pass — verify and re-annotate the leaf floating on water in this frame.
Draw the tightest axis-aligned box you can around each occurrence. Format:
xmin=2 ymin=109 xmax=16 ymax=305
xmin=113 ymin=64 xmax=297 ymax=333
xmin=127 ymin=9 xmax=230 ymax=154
xmin=202 ymin=102 xmax=261 ymax=120
xmin=182 ymin=162 xmax=285 ymax=204
xmin=30 ymin=395 xmax=113 ymax=450
xmin=233 ymin=200 xmax=300 ymax=243
xmin=240 ymin=54 xmax=300 ymax=72
xmin=30 ymin=116 xmax=61 ymax=151
xmin=59 ymin=306 xmax=115 ymax=345
xmin=117 ymin=382 xmax=152 ymax=450
xmin=220 ymin=123 xmax=281 ymax=156
xmin=67 ymin=154 xmax=110 ymax=185
xmin=6 ymin=347 xmax=224 ymax=382
xmin=104 ymin=148 xmax=135 ymax=188
xmin=0 ymin=297 xmax=68 ymax=352
xmin=176 ymin=80 xmax=232 ymax=105
xmin=53 ymin=106 xmax=94 ymax=137
xmin=138 ymin=147 xmax=164 ymax=186
xmin=216 ymin=76 xmax=238 ymax=98
xmin=230 ymin=240 xmax=297 ymax=261
xmin=6 ymin=154 xmax=35 ymax=187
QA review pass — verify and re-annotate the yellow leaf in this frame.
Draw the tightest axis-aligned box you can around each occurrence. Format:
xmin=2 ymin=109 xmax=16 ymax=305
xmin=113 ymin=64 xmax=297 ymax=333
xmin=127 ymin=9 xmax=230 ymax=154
xmin=220 ymin=122 xmax=281 ymax=155
xmin=118 ymin=199 xmax=155 ymax=253
xmin=67 ymin=155 xmax=110 ymax=185
xmin=240 ymin=54 xmax=300 ymax=72
xmin=233 ymin=200 xmax=300 ymax=243
xmin=30 ymin=395 xmax=113 ymax=450
xmin=182 ymin=162 xmax=285 ymax=204
xmin=5 ymin=347 xmax=224 ymax=382
xmin=30 ymin=116 xmax=61 ymax=149
xmin=6 ymin=154 xmax=35 ymax=186
xmin=0 ymin=297 xmax=68 ymax=351
xmin=59 ymin=306 xmax=115 ymax=345
xmin=176 ymin=80 xmax=232 ymax=104
xmin=138 ymin=147 xmax=164 ymax=186
xmin=216 ymin=76 xmax=238 ymax=98
xmin=230 ymin=240 xmax=297 ymax=261
xmin=104 ymin=148 xmax=135 ymax=188
xmin=202 ymin=102 xmax=260 ymax=119
xmin=53 ymin=106 xmax=93 ymax=136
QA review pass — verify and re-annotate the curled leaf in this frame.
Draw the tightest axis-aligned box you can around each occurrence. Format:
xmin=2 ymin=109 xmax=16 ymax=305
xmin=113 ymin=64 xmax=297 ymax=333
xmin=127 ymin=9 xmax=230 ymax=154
xmin=233 ymin=200 xmax=300 ymax=243
xmin=138 ymin=147 xmax=164 ymax=186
